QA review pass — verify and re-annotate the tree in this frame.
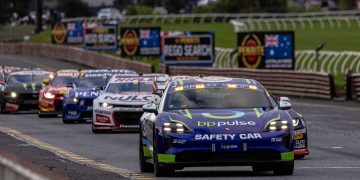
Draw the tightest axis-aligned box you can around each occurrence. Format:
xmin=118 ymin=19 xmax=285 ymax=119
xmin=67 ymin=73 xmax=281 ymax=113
xmin=57 ymin=0 xmax=92 ymax=18
xmin=0 ymin=0 xmax=28 ymax=24
xmin=164 ymin=0 xmax=190 ymax=13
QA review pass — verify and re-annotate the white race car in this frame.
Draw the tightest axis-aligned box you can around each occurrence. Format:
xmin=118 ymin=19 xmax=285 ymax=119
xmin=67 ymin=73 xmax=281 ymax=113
xmin=92 ymin=75 xmax=156 ymax=133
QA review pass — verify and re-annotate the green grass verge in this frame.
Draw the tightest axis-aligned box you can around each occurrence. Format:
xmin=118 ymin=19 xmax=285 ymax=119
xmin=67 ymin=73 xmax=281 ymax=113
xmin=0 ymin=25 xmax=35 ymax=41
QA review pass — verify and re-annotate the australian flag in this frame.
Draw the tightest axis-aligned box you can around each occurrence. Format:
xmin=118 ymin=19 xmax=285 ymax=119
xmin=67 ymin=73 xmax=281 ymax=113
xmin=264 ymin=34 xmax=293 ymax=59
xmin=140 ymin=28 xmax=160 ymax=48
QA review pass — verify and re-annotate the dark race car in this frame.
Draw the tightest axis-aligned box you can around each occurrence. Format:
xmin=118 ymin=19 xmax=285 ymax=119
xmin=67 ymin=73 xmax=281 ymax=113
xmin=139 ymin=76 xmax=296 ymax=176
xmin=0 ymin=70 xmax=52 ymax=113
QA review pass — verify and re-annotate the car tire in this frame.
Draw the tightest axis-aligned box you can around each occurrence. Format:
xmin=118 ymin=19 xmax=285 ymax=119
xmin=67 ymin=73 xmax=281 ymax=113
xmin=0 ymin=100 xmax=8 ymax=114
xmin=295 ymin=155 xmax=305 ymax=159
xmin=62 ymin=119 xmax=72 ymax=124
xmin=273 ymin=161 xmax=294 ymax=175
xmin=139 ymin=127 xmax=153 ymax=173
xmin=153 ymin=128 xmax=175 ymax=177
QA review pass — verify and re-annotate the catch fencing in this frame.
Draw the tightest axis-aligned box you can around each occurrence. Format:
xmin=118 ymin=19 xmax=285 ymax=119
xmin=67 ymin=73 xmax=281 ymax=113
xmin=215 ymin=48 xmax=360 ymax=75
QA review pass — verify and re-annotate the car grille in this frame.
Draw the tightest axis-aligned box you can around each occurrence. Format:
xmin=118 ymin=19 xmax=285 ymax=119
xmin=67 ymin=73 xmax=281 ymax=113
xmin=112 ymin=104 xmax=143 ymax=108
xmin=113 ymin=112 xmax=142 ymax=126
xmin=175 ymin=150 xmax=281 ymax=162
xmin=18 ymin=93 xmax=39 ymax=100
xmin=54 ymin=100 xmax=63 ymax=111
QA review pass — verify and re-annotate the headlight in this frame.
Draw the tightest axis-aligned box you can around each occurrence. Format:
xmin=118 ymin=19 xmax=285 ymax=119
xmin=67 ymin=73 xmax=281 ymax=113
xmin=44 ymin=92 xmax=55 ymax=99
xmin=65 ymin=97 xmax=78 ymax=104
xmin=10 ymin=92 xmax=17 ymax=98
xmin=163 ymin=122 xmax=189 ymax=133
xmin=100 ymin=102 xmax=113 ymax=109
xmin=292 ymin=119 xmax=299 ymax=126
xmin=265 ymin=120 xmax=289 ymax=131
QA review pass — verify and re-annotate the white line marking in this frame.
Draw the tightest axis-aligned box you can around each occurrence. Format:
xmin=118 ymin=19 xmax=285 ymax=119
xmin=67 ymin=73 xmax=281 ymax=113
xmin=297 ymin=167 xmax=360 ymax=169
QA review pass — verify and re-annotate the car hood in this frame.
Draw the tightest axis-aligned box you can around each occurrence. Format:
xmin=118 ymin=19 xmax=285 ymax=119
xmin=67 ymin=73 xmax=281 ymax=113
xmin=43 ymin=85 xmax=70 ymax=95
xmin=97 ymin=92 xmax=153 ymax=105
xmin=4 ymin=83 xmax=45 ymax=93
xmin=160 ymin=108 xmax=287 ymax=134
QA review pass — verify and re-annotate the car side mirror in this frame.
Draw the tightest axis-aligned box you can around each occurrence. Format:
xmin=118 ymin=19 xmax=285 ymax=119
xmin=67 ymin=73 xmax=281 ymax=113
xmin=43 ymin=79 xmax=50 ymax=85
xmin=279 ymin=97 xmax=292 ymax=110
xmin=154 ymin=89 xmax=163 ymax=97
xmin=66 ymin=83 xmax=74 ymax=88
xmin=142 ymin=103 xmax=158 ymax=115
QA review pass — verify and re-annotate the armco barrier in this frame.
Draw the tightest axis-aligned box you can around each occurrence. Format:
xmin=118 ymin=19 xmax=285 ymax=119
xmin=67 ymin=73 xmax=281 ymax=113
xmin=0 ymin=43 xmax=153 ymax=73
xmin=351 ymin=73 xmax=360 ymax=101
xmin=161 ymin=65 xmax=335 ymax=99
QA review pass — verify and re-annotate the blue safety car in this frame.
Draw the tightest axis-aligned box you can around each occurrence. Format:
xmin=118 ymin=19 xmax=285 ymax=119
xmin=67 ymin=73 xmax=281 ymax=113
xmin=139 ymin=76 xmax=295 ymax=176
xmin=62 ymin=69 xmax=137 ymax=123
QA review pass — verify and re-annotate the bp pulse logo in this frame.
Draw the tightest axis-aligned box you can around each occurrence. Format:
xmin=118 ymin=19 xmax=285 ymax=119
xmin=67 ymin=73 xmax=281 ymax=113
xmin=52 ymin=22 xmax=67 ymax=44
xmin=121 ymin=29 xmax=139 ymax=56
xmin=237 ymin=34 xmax=264 ymax=69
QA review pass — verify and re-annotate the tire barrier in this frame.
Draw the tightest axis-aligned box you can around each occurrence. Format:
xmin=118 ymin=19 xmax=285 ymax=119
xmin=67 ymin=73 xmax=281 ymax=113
xmin=350 ymin=73 xmax=360 ymax=101
xmin=161 ymin=65 xmax=335 ymax=99
xmin=0 ymin=43 xmax=153 ymax=73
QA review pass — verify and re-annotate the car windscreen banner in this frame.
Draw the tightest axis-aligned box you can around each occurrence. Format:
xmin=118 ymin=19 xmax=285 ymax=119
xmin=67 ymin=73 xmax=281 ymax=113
xmin=51 ymin=22 xmax=67 ymax=44
xmin=120 ymin=27 xmax=161 ymax=57
xmin=237 ymin=31 xmax=295 ymax=69
xmin=161 ymin=31 xmax=215 ymax=66
xmin=66 ymin=21 xmax=83 ymax=44
xmin=83 ymin=24 xmax=118 ymax=51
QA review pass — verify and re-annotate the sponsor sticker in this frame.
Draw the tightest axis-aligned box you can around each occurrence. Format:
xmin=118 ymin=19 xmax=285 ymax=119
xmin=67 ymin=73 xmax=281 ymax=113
xmin=194 ymin=133 xmax=262 ymax=141
xmin=295 ymin=139 xmax=306 ymax=149
xmin=197 ymin=120 xmax=256 ymax=127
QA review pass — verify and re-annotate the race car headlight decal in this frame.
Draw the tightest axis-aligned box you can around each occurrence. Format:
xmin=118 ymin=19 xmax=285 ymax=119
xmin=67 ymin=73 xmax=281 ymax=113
xmin=163 ymin=122 xmax=187 ymax=133
xmin=266 ymin=120 xmax=289 ymax=131
xmin=10 ymin=92 xmax=17 ymax=98
xmin=292 ymin=119 xmax=299 ymax=126
xmin=44 ymin=92 xmax=55 ymax=99
xmin=100 ymin=102 xmax=113 ymax=109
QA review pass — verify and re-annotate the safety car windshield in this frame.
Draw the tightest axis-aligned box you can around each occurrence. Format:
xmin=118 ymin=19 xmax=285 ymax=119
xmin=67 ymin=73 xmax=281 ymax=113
xmin=164 ymin=87 xmax=270 ymax=110
xmin=106 ymin=82 xmax=153 ymax=93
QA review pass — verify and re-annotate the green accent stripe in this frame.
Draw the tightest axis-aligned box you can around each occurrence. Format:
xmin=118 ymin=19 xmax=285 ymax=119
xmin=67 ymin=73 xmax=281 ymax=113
xmin=158 ymin=154 xmax=176 ymax=163
xmin=179 ymin=80 xmax=184 ymax=85
xmin=22 ymin=83 xmax=28 ymax=90
xmin=281 ymin=151 xmax=294 ymax=160
xmin=253 ymin=108 xmax=263 ymax=118
xmin=170 ymin=118 xmax=191 ymax=131
xmin=264 ymin=114 xmax=281 ymax=128
xmin=31 ymin=83 xmax=36 ymax=90
xmin=184 ymin=109 xmax=192 ymax=119
xmin=245 ymin=79 xmax=251 ymax=84
xmin=143 ymin=146 xmax=152 ymax=158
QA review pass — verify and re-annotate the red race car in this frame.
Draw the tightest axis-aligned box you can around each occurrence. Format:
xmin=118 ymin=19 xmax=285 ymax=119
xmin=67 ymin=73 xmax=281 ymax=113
xmin=38 ymin=69 xmax=81 ymax=117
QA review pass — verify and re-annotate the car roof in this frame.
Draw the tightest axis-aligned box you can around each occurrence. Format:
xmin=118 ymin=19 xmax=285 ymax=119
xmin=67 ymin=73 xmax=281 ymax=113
xmin=82 ymin=69 xmax=137 ymax=76
xmin=169 ymin=76 xmax=263 ymax=91
xmin=9 ymin=70 xmax=52 ymax=75
xmin=109 ymin=75 xmax=156 ymax=84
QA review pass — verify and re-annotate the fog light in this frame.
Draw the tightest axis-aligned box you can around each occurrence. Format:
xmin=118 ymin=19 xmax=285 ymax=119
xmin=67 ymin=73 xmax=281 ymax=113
xmin=10 ymin=92 xmax=17 ymax=98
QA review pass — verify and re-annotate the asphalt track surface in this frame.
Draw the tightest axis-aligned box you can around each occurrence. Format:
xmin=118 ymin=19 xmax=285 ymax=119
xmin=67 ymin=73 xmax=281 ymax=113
xmin=1 ymin=55 xmax=360 ymax=179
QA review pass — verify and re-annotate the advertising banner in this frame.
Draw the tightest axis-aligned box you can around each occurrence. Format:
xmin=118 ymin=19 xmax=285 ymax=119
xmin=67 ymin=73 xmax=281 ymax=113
xmin=83 ymin=24 xmax=118 ymax=51
xmin=66 ymin=21 xmax=83 ymax=44
xmin=161 ymin=31 xmax=215 ymax=66
xmin=51 ymin=22 xmax=67 ymax=44
xmin=120 ymin=27 xmax=161 ymax=57
xmin=237 ymin=31 xmax=295 ymax=69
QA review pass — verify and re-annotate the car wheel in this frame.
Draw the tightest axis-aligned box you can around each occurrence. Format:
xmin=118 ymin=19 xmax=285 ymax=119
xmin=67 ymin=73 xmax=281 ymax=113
xmin=139 ymin=127 xmax=153 ymax=173
xmin=273 ymin=161 xmax=294 ymax=175
xmin=295 ymin=155 xmax=305 ymax=159
xmin=153 ymin=128 xmax=174 ymax=177
xmin=62 ymin=119 xmax=73 ymax=124
xmin=0 ymin=100 xmax=8 ymax=114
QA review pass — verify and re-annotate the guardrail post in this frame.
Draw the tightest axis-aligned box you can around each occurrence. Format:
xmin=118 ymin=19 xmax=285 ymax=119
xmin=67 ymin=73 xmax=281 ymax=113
xmin=346 ymin=69 xmax=353 ymax=100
